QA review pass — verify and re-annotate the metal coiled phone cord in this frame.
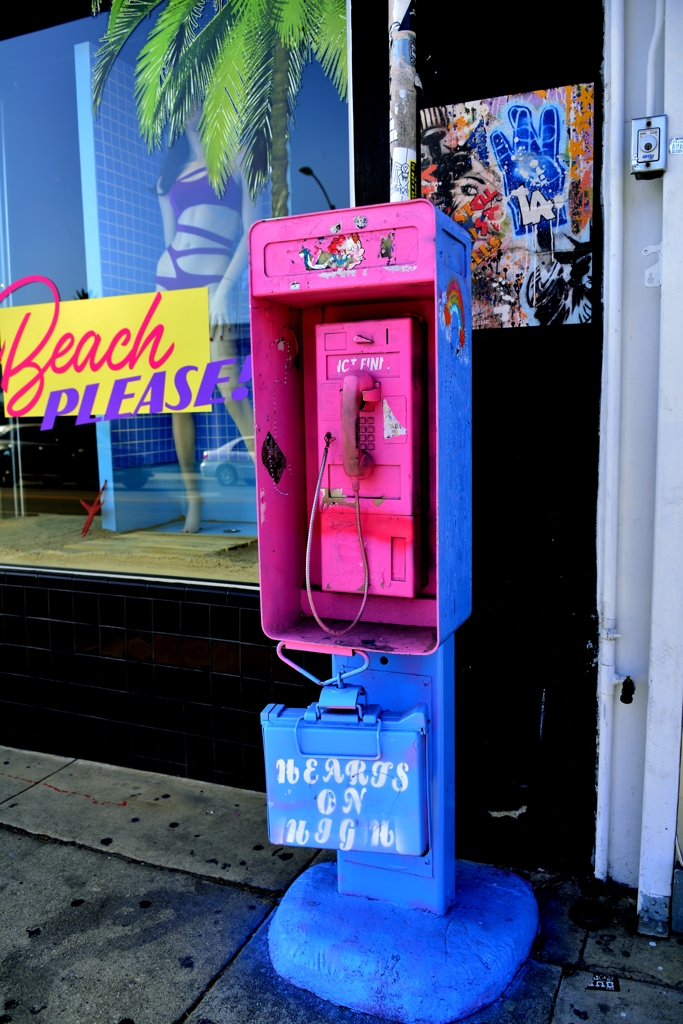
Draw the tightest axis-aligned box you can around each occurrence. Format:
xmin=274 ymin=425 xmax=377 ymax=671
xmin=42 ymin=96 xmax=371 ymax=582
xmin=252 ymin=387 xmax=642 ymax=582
xmin=305 ymin=432 xmax=369 ymax=636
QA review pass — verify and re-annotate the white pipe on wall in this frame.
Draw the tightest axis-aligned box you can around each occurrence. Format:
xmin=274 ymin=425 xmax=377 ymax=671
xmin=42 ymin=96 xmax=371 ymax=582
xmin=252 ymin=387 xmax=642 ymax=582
xmin=595 ymin=0 xmax=625 ymax=882
xmin=646 ymin=0 xmax=664 ymax=118
xmin=638 ymin=0 xmax=683 ymax=929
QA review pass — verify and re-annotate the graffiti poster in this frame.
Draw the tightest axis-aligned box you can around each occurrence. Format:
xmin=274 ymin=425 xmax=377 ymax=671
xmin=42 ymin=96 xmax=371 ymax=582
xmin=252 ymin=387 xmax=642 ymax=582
xmin=421 ymin=84 xmax=594 ymax=329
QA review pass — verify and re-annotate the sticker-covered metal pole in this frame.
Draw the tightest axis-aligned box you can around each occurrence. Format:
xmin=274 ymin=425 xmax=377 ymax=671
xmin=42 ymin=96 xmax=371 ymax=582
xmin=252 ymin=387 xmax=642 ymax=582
xmin=389 ymin=1 xmax=418 ymax=202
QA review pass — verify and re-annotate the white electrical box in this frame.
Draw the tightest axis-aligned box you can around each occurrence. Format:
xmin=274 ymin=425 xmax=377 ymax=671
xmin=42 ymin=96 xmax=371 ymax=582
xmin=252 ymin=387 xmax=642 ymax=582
xmin=631 ymin=115 xmax=667 ymax=179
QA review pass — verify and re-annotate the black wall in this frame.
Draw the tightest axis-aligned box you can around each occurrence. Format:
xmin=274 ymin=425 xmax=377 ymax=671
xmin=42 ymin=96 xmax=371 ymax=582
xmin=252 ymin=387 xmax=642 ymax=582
xmin=0 ymin=1 xmax=605 ymax=875
xmin=0 ymin=3 xmax=91 ymax=43
xmin=0 ymin=570 xmax=326 ymax=790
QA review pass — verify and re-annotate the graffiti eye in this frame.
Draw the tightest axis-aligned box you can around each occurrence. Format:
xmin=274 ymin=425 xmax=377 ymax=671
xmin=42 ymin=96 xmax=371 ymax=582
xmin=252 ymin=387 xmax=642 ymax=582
xmin=459 ymin=183 xmax=478 ymax=197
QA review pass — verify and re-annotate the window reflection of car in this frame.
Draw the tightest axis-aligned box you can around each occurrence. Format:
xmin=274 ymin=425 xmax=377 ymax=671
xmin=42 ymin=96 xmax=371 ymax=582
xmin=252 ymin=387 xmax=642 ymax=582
xmin=199 ymin=436 xmax=255 ymax=487
xmin=0 ymin=421 xmax=99 ymax=489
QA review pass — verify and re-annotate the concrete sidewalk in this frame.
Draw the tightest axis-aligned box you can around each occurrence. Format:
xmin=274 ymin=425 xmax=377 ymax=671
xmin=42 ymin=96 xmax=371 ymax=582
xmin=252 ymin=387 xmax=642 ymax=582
xmin=0 ymin=745 xmax=681 ymax=1024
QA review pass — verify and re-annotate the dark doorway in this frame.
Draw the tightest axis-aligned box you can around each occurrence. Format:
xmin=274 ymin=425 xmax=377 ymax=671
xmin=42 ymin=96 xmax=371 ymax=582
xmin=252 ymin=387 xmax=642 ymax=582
xmin=351 ymin=0 xmax=604 ymax=873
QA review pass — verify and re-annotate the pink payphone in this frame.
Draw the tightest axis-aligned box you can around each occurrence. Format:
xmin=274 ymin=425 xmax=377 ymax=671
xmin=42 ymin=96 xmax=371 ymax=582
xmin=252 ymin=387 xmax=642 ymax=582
xmin=249 ymin=199 xmax=471 ymax=656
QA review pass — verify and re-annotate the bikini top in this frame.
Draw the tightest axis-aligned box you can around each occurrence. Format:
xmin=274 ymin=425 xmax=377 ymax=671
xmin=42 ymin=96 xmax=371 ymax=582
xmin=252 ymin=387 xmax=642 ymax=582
xmin=168 ymin=167 xmax=241 ymax=219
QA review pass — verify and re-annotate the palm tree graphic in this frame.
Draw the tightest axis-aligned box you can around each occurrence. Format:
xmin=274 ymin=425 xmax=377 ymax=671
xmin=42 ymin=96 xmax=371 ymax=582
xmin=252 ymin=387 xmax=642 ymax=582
xmin=91 ymin=0 xmax=347 ymax=217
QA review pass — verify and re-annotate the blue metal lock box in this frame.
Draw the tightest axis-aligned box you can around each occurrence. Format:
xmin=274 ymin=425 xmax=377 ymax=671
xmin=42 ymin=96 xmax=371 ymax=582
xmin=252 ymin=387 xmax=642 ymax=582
xmin=261 ymin=684 xmax=429 ymax=857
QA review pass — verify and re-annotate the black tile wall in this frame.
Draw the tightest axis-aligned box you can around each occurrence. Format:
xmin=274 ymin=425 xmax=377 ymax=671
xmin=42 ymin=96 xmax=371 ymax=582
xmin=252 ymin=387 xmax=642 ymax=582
xmin=0 ymin=571 xmax=328 ymax=791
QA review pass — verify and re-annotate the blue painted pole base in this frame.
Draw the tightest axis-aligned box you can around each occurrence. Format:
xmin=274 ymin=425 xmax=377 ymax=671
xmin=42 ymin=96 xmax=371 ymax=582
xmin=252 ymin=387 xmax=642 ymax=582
xmin=268 ymin=860 xmax=539 ymax=1024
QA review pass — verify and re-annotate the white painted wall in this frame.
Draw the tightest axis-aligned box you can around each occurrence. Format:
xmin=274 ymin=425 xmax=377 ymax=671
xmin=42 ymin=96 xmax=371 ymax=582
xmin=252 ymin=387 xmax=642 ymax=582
xmin=605 ymin=0 xmax=663 ymax=888
xmin=638 ymin=0 xmax=683 ymax=914
xmin=600 ymin=0 xmax=683 ymax=900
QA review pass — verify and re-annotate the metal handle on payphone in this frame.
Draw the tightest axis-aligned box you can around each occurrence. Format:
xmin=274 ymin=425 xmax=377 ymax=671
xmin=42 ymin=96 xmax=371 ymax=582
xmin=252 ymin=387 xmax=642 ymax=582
xmin=305 ymin=372 xmax=378 ymax=636
xmin=275 ymin=641 xmax=371 ymax=688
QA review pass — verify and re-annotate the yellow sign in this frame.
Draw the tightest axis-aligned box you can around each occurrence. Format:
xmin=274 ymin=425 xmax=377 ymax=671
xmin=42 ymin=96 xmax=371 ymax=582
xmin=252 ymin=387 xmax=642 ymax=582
xmin=0 ymin=278 xmax=230 ymax=425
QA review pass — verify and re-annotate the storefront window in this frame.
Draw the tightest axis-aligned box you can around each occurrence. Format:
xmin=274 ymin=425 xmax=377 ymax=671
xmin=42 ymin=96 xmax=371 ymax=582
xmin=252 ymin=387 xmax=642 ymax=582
xmin=0 ymin=15 xmax=349 ymax=583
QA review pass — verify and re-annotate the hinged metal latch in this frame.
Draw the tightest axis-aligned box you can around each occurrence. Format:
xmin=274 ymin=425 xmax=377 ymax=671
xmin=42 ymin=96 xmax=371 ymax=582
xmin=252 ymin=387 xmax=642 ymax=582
xmin=304 ymin=682 xmax=381 ymax=725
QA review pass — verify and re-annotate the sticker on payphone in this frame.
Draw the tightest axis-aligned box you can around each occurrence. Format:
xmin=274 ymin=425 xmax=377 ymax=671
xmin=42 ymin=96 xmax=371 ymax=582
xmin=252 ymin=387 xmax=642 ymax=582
xmin=316 ymin=317 xmax=423 ymax=598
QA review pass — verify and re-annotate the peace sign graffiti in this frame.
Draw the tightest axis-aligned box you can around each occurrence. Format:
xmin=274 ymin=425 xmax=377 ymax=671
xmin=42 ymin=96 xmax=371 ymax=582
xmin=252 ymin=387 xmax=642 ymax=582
xmin=490 ymin=105 xmax=567 ymax=238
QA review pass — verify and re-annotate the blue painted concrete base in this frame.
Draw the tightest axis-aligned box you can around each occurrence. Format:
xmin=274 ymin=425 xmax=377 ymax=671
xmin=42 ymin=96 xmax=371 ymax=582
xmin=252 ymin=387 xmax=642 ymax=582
xmin=268 ymin=860 xmax=539 ymax=1024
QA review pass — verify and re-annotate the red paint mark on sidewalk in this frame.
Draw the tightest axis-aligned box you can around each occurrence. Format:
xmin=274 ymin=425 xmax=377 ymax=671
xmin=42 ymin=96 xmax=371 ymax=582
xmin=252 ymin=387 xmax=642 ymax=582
xmin=0 ymin=772 xmax=127 ymax=807
xmin=41 ymin=782 xmax=127 ymax=807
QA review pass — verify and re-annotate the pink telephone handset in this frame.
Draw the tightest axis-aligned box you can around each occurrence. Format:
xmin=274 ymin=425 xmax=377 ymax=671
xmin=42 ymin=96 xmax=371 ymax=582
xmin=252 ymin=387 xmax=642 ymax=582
xmin=341 ymin=371 xmax=375 ymax=483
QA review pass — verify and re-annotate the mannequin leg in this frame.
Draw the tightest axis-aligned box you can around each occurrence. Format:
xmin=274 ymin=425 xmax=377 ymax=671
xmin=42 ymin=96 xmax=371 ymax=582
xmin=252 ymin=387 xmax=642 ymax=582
xmin=172 ymin=412 xmax=203 ymax=533
xmin=211 ymin=325 xmax=255 ymax=456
